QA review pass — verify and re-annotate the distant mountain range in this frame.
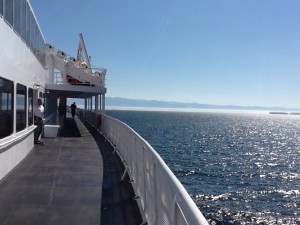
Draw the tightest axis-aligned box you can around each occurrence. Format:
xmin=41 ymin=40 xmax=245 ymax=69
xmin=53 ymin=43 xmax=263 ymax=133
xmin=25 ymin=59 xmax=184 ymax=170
xmin=106 ymin=97 xmax=300 ymax=112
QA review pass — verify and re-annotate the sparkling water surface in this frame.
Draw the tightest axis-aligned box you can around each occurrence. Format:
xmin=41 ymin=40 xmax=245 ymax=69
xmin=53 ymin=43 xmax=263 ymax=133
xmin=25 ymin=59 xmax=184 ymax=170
xmin=106 ymin=110 xmax=300 ymax=224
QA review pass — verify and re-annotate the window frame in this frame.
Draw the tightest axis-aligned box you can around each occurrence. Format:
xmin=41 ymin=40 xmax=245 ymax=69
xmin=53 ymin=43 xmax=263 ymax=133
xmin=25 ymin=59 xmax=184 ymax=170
xmin=16 ymin=83 xmax=27 ymax=132
xmin=0 ymin=77 xmax=14 ymax=139
xmin=28 ymin=88 xmax=33 ymax=126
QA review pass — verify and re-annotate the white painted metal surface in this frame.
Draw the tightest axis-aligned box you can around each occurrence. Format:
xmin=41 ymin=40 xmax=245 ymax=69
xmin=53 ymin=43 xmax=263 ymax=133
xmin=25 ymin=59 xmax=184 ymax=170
xmin=0 ymin=17 xmax=44 ymax=181
xmin=44 ymin=43 xmax=106 ymax=87
xmin=84 ymin=111 xmax=209 ymax=225
xmin=0 ymin=128 xmax=35 ymax=180
xmin=0 ymin=19 xmax=45 ymax=88
xmin=43 ymin=125 xmax=60 ymax=138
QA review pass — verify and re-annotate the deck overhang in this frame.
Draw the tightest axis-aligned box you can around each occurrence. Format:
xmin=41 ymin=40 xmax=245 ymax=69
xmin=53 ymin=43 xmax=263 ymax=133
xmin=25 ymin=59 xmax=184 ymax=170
xmin=45 ymin=83 xmax=106 ymax=99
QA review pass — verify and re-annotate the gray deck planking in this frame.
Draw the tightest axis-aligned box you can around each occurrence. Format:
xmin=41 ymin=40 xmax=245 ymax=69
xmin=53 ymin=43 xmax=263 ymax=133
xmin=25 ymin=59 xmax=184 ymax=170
xmin=0 ymin=114 xmax=143 ymax=225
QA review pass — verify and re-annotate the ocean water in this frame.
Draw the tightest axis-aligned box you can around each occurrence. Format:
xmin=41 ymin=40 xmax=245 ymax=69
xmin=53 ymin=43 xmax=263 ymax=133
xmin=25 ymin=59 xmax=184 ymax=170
xmin=106 ymin=110 xmax=300 ymax=225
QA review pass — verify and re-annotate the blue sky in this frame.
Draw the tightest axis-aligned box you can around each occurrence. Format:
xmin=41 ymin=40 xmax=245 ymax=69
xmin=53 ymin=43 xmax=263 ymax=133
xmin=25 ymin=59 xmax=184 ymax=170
xmin=30 ymin=0 xmax=300 ymax=108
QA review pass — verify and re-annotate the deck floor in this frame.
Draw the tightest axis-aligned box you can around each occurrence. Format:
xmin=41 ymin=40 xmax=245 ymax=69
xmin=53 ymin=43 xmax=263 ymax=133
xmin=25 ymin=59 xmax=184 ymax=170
xmin=0 ymin=114 xmax=143 ymax=225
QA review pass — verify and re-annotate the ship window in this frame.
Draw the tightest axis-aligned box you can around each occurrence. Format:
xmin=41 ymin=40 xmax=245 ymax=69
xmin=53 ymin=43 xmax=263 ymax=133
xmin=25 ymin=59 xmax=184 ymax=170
xmin=4 ymin=0 xmax=13 ymax=27
xmin=2 ymin=0 xmax=45 ymax=63
xmin=13 ymin=0 xmax=21 ymax=35
xmin=28 ymin=88 xmax=33 ymax=126
xmin=0 ymin=0 xmax=3 ymax=17
xmin=16 ymin=83 xmax=26 ymax=132
xmin=20 ymin=0 xmax=26 ymax=42
xmin=25 ymin=1 xmax=30 ymax=45
xmin=29 ymin=11 xmax=35 ymax=50
xmin=0 ymin=77 xmax=14 ymax=139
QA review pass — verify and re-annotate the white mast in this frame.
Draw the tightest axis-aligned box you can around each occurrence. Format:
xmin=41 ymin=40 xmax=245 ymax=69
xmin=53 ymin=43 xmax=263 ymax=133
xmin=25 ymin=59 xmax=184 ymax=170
xmin=77 ymin=33 xmax=91 ymax=69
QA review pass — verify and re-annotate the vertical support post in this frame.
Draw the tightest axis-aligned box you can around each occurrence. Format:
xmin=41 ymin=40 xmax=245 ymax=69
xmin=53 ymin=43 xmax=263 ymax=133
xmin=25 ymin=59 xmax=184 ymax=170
xmin=95 ymin=95 xmax=98 ymax=126
xmin=84 ymin=98 xmax=87 ymax=110
xmin=99 ymin=94 xmax=102 ymax=113
xmin=90 ymin=97 xmax=93 ymax=111
xmin=101 ymin=94 xmax=105 ymax=115
xmin=99 ymin=95 xmax=101 ymax=113
xmin=95 ymin=95 xmax=99 ymax=114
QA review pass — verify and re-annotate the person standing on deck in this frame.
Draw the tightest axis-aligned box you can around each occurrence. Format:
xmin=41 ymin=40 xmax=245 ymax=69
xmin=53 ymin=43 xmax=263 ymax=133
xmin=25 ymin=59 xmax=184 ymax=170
xmin=33 ymin=98 xmax=44 ymax=144
xmin=71 ymin=102 xmax=77 ymax=118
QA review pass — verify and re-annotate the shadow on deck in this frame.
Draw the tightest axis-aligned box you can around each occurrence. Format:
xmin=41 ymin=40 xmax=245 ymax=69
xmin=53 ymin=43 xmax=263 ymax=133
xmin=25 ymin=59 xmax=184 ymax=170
xmin=83 ymin=121 xmax=143 ymax=225
xmin=59 ymin=118 xmax=81 ymax=137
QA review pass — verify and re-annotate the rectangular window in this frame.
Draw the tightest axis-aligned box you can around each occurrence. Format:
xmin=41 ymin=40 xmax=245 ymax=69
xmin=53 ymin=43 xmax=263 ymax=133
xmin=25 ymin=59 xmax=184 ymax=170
xmin=28 ymin=88 xmax=33 ymax=125
xmin=0 ymin=77 xmax=14 ymax=139
xmin=16 ymin=83 xmax=26 ymax=132
xmin=4 ymin=0 xmax=14 ymax=27
xmin=29 ymin=10 xmax=35 ymax=50
xmin=25 ymin=1 xmax=30 ymax=45
xmin=13 ymin=0 xmax=21 ymax=35
xmin=20 ymin=0 xmax=26 ymax=41
xmin=0 ymin=0 xmax=3 ymax=17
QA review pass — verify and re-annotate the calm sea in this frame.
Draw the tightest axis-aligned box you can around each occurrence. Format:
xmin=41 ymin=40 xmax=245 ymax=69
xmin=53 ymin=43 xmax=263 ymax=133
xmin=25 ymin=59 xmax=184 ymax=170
xmin=106 ymin=109 xmax=300 ymax=225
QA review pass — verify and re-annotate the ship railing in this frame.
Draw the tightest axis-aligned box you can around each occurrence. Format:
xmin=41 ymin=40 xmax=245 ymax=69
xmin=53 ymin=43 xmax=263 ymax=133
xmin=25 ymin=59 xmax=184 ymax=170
xmin=82 ymin=110 xmax=208 ymax=225
xmin=52 ymin=71 xmax=105 ymax=87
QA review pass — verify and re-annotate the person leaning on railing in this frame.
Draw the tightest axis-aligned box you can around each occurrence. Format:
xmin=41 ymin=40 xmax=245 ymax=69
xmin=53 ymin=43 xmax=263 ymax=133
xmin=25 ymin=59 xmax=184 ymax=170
xmin=33 ymin=98 xmax=44 ymax=145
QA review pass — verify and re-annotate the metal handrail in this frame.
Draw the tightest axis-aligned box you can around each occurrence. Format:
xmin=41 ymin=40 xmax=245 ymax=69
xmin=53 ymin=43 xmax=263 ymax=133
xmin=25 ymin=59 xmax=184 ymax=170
xmin=82 ymin=110 xmax=208 ymax=225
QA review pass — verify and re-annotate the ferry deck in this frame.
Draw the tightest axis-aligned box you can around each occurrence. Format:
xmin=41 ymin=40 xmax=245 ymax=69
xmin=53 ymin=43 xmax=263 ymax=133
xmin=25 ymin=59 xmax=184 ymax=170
xmin=0 ymin=113 xmax=143 ymax=225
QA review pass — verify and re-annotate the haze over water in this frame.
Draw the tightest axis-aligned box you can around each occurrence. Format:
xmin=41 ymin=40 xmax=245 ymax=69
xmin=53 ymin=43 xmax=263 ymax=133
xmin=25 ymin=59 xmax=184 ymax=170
xmin=106 ymin=110 xmax=300 ymax=225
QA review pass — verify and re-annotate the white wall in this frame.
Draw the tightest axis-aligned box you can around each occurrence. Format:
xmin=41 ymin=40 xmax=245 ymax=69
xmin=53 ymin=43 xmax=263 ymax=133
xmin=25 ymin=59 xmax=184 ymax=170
xmin=0 ymin=130 xmax=34 ymax=181
xmin=0 ymin=19 xmax=45 ymax=181
xmin=0 ymin=19 xmax=45 ymax=87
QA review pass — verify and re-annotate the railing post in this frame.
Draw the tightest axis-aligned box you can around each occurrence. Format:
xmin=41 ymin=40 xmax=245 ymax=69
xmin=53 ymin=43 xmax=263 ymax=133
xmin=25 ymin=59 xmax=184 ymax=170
xmin=143 ymin=145 xmax=147 ymax=214
xmin=134 ymin=135 xmax=138 ymax=185
xmin=154 ymin=162 xmax=158 ymax=225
